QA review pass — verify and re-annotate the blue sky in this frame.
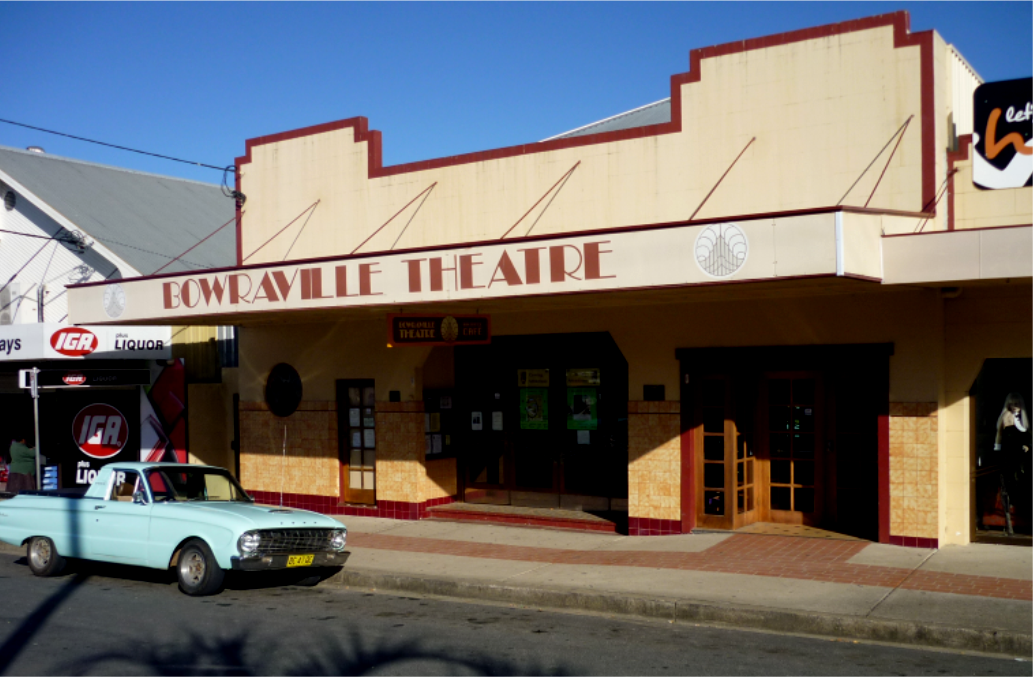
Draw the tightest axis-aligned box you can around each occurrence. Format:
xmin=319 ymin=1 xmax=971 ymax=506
xmin=2 ymin=2 xmax=1030 ymax=185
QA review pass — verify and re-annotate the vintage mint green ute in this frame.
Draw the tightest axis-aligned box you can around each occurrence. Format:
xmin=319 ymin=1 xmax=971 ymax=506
xmin=0 ymin=462 xmax=348 ymax=595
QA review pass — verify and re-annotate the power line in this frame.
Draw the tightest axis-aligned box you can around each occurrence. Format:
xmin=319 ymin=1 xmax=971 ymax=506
xmin=0 ymin=117 xmax=227 ymax=171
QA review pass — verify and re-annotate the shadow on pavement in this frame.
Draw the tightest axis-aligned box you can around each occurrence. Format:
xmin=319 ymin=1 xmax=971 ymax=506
xmin=0 ymin=572 xmax=91 ymax=674
xmin=11 ymin=556 xmax=342 ymax=593
xmin=57 ymin=627 xmax=572 ymax=676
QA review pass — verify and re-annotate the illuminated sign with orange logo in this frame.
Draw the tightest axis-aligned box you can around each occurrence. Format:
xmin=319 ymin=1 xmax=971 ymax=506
xmin=973 ymin=78 xmax=1033 ymax=190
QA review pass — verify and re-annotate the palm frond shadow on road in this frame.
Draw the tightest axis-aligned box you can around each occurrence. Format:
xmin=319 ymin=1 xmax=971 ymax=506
xmin=56 ymin=626 xmax=573 ymax=676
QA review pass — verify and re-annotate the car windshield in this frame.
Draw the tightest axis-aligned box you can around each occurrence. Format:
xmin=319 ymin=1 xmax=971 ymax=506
xmin=145 ymin=467 xmax=252 ymax=503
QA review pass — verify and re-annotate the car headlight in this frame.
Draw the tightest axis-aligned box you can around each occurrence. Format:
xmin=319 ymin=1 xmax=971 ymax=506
xmin=330 ymin=529 xmax=347 ymax=551
xmin=238 ymin=531 xmax=261 ymax=556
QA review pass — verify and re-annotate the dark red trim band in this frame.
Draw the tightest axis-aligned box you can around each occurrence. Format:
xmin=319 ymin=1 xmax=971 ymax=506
xmin=889 ymin=535 xmax=939 ymax=549
xmin=882 ymin=223 xmax=1033 ymax=238
xmin=247 ymin=489 xmax=455 ymax=520
xmin=878 ymin=412 xmax=891 ymax=544
xmin=629 ymin=517 xmax=683 ymax=536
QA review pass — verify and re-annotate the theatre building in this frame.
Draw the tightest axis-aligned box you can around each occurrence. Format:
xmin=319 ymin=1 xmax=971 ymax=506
xmin=67 ymin=12 xmax=1031 ymax=547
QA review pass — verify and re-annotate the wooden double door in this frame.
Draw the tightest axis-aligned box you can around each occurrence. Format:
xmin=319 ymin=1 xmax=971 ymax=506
xmin=682 ymin=345 xmax=886 ymax=540
xmin=694 ymin=372 xmax=827 ymax=530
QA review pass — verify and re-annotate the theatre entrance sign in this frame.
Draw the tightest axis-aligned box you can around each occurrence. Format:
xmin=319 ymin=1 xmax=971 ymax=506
xmin=68 ymin=211 xmax=886 ymax=326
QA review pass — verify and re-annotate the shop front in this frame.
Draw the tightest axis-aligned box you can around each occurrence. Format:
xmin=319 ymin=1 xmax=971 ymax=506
xmin=65 ymin=12 xmax=1031 ymax=545
xmin=0 ymin=323 xmax=186 ymax=491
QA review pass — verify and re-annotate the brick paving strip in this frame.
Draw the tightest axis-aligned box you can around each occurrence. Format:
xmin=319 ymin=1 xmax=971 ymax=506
xmin=347 ymin=532 xmax=1033 ymax=602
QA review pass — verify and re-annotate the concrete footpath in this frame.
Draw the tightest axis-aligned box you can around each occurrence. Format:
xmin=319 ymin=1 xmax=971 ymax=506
xmin=0 ymin=514 xmax=1028 ymax=657
xmin=320 ymin=516 xmax=1032 ymax=658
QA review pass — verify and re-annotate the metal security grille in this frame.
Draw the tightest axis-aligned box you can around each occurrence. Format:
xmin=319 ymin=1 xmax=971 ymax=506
xmin=256 ymin=529 xmax=337 ymax=554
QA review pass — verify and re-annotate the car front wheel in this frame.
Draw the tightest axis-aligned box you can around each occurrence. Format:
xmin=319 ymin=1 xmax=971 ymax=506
xmin=27 ymin=536 xmax=66 ymax=577
xmin=176 ymin=539 xmax=225 ymax=596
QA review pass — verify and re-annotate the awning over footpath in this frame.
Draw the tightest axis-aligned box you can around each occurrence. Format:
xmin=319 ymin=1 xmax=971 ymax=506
xmin=67 ymin=209 xmax=911 ymax=327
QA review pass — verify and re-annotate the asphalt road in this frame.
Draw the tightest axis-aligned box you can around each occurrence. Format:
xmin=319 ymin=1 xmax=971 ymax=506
xmin=0 ymin=551 xmax=1027 ymax=676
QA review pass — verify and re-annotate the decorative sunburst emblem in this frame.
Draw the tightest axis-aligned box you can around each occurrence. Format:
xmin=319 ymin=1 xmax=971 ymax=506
xmin=695 ymin=223 xmax=748 ymax=278
xmin=441 ymin=316 xmax=459 ymax=342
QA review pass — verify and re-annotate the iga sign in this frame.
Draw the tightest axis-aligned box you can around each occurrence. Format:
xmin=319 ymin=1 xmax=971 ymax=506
xmin=73 ymin=403 xmax=129 ymax=459
xmin=51 ymin=327 xmax=99 ymax=356
xmin=973 ymin=77 xmax=1033 ymax=190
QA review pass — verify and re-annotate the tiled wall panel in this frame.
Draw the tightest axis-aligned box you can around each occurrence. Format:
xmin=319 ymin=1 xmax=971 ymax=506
xmin=239 ymin=401 xmax=339 ymax=498
xmin=628 ymin=401 xmax=681 ymax=521
xmin=889 ymin=402 xmax=939 ymax=540
xmin=375 ymin=402 xmax=425 ymax=503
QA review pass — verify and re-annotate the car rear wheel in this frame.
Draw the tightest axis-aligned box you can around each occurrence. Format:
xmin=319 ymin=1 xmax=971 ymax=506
xmin=176 ymin=539 xmax=225 ymax=596
xmin=27 ymin=536 xmax=65 ymax=577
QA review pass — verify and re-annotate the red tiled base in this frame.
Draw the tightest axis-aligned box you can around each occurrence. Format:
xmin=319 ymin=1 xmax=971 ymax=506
xmin=248 ymin=489 xmax=454 ymax=521
xmin=628 ymin=517 xmax=683 ymax=536
xmin=428 ymin=509 xmax=617 ymax=533
xmin=889 ymin=535 xmax=939 ymax=549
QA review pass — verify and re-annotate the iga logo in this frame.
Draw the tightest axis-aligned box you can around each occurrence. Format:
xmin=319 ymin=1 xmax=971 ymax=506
xmin=62 ymin=372 xmax=87 ymax=386
xmin=73 ymin=404 xmax=128 ymax=459
xmin=51 ymin=328 xmax=98 ymax=356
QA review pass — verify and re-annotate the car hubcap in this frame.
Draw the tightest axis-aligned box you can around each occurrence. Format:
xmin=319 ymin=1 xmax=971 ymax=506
xmin=182 ymin=551 xmax=205 ymax=584
xmin=31 ymin=540 xmax=51 ymax=568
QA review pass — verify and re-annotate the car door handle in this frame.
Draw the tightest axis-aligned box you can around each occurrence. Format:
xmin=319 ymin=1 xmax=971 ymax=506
xmin=94 ymin=505 xmax=106 ymax=510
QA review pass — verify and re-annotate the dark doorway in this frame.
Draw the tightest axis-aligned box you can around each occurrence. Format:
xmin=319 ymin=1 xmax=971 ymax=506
xmin=680 ymin=344 xmax=888 ymax=540
xmin=454 ymin=332 xmax=628 ymax=512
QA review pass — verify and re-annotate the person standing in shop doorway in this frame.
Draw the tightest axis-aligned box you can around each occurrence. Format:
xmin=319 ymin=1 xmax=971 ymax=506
xmin=7 ymin=430 xmax=37 ymax=493
xmin=995 ymin=393 xmax=1031 ymax=534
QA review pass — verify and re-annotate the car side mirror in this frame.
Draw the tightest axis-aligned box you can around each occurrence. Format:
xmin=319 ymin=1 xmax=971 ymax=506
xmin=133 ymin=491 xmax=148 ymax=505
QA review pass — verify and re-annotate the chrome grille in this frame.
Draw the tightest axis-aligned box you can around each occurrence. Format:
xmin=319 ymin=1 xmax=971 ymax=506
xmin=256 ymin=528 xmax=338 ymax=554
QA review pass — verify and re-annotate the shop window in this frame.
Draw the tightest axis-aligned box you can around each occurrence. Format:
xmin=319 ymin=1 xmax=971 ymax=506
xmin=971 ymin=358 xmax=1032 ymax=538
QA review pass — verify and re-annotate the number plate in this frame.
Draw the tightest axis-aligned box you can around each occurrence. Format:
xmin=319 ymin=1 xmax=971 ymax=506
xmin=287 ymin=554 xmax=315 ymax=567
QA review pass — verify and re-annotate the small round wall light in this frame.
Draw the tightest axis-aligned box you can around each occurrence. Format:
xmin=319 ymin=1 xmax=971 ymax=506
xmin=265 ymin=363 xmax=303 ymax=417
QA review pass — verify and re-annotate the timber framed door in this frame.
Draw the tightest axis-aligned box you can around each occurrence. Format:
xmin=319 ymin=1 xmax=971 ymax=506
xmin=693 ymin=375 xmax=760 ymax=530
xmin=760 ymin=372 xmax=825 ymax=525
xmin=336 ymin=379 xmax=376 ymax=505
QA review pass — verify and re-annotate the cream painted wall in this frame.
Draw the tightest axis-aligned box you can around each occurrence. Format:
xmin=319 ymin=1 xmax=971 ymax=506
xmin=239 ymin=286 xmax=945 ymax=409
xmin=187 ymin=380 xmax=235 ymax=471
xmin=238 ymin=318 xmax=432 ymax=403
xmin=952 ymin=154 xmax=1033 ymax=230
xmin=238 ymin=22 xmax=947 ymax=267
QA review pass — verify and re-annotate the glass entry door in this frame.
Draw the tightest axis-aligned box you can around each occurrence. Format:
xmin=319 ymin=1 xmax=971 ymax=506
xmin=762 ymin=373 xmax=824 ymax=525
xmin=336 ymin=380 xmax=376 ymax=505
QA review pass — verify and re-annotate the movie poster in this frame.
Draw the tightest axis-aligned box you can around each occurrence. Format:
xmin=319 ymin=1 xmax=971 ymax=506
xmin=566 ymin=388 xmax=598 ymax=430
xmin=520 ymin=388 xmax=548 ymax=430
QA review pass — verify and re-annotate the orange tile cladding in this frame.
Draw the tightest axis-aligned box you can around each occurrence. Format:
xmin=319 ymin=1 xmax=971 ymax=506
xmin=373 ymin=409 xmax=425 ymax=503
xmin=888 ymin=402 xmax=938 ymax=539
xmin=239 ymin=402 xmax=339 ymax=497
xmin=628 ymin=401 xmax=681 ymax=521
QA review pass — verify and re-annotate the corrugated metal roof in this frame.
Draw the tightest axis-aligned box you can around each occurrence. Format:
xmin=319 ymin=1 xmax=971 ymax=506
xmin=0 ymin=145 xmax=236 ymax=276
xmin=542 ymin=98 xmax=672 ymax=141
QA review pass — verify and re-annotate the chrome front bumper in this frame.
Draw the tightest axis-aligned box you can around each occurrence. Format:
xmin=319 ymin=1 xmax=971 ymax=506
xmin=230 ymin=551 xmax=350 ymax=571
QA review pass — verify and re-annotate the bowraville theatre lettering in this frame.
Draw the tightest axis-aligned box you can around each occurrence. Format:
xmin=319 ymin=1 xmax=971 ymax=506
xmin=163 ymin=240 xmax=615 ymax=309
